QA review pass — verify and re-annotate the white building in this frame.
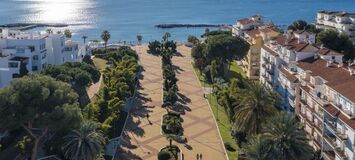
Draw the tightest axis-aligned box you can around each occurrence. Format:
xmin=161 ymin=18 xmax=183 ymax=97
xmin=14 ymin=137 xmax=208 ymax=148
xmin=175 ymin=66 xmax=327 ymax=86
xmin=232 ymin=15 xmax=264 ymax=36
xmin=0 ymin=29 xmax=90 ymax=87
xmin=316 ymin=11 xmax=355 ymax=44
xmin=260 ymin=29 xmax=355 ymax=159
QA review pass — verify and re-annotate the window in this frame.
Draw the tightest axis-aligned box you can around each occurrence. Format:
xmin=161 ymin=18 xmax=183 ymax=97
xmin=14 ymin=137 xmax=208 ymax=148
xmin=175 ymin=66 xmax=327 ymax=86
xmin=32 ymin=66 xmax=38 ymax=71
xmin=42 ymin=53 xmax=47 ymax=59
xmin=33 ymin=55 xmax=39 ymax=60
xmin=332 ymin=56 xmax=335 ymax=60
xmin=16 ymin=48 xmax=25 ymax=54
xmin=8 ymin=62 xmax=18 ymax=68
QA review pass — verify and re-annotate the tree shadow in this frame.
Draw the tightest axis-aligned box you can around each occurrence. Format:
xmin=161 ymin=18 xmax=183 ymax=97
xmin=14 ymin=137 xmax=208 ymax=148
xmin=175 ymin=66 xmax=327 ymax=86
xmin=177 ymin=92 xmax=191 ymax=104
xmin=116 ymin=146 xmax=143 ymax=160
xmin=173 ymin=64 xmax=184 ymax=74
xmin=174 ymin=52 xmax=184 ymax=57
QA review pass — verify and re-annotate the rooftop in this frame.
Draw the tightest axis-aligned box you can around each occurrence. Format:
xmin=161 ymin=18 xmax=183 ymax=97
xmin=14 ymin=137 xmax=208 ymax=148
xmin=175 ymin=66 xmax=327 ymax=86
xmin=279 ymin=67 xmax=298 ymax=82
xmin=298 ymin=58 xmax=355 ymax=103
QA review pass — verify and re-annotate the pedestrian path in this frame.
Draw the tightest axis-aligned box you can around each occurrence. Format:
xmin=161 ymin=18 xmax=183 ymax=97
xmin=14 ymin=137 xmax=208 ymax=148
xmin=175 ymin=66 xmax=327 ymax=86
xmin=118 ymin=45 xmax=227 ymax=160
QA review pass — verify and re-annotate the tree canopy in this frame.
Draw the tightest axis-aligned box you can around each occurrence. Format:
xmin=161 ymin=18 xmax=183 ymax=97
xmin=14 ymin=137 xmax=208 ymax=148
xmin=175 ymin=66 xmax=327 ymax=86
xmin=287 ymin=20 xmax=320 ymax=33
xmin=0 ymin=74 xmax=82 ymax=160
xmin=317 ymin=29 xmax=355 ymax=60
xmin=42 ymin=62 xmax=101 ymax=87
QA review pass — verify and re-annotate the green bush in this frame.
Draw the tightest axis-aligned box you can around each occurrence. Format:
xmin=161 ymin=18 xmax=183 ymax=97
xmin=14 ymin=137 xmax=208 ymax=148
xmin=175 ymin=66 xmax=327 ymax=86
xmin=158 ymin=151 xmax=171 ymax=160
xmin=224 ymin=142 xmax=236 ymax=152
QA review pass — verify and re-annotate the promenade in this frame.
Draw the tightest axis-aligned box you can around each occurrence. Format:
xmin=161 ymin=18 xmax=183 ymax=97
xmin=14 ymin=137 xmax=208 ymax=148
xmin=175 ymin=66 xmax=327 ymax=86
xmin=118 ymin=45 xmax=227 ymax=160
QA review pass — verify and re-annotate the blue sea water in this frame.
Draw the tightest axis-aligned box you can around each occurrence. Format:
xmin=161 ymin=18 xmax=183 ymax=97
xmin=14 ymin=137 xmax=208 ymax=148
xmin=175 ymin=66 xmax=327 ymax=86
xmin=0 ymin=0 xmax=354 ymax=43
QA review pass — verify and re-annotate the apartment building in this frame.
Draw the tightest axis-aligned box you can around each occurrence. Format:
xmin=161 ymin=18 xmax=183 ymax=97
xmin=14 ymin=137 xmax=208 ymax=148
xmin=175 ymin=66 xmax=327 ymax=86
xmin=260 ymin=28 xmax=355 ymax=159
xmin=260 ymin=30 xmax=323 ymax=111
xmin=0 ymin=29 xmax=89 ymax=87
xmin=232 ymin=16 xmax=280 ymax=79
xmin=316 ymin=11 xmax=355 ymax=44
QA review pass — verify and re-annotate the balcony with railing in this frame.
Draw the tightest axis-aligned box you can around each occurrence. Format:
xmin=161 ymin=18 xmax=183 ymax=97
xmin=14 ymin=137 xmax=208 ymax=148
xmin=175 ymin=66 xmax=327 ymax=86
xmin=325 ymin=120 xmax=348 ymax=140
xmin=324 ymin=133 xmax=337 ymax=149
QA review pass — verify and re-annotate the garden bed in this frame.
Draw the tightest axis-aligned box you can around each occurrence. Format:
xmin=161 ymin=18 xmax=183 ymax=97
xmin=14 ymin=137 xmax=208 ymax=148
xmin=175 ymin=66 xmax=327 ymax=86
xmin=157 ymin=145 xmax=182 ymax=160
xmin=107 ymin=110 xmax=128 ymax=139
xmin=161 ymin=112 xmax=183 ymax=136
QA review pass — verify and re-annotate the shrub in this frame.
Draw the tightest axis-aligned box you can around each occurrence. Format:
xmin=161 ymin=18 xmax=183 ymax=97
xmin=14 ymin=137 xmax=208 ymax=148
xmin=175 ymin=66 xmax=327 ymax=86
xmin=158 ymin=151 xmax=171 ymax=160
xmin=224 ymin=142 xmax=236 ymax=152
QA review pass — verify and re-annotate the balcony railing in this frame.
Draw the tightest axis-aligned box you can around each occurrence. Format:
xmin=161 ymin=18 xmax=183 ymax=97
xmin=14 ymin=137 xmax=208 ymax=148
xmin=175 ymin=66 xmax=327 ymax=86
xmin=324 ymin=134 xmax=337 ymax=149
xmin=325 ymin=121 xmax=348 ymax=140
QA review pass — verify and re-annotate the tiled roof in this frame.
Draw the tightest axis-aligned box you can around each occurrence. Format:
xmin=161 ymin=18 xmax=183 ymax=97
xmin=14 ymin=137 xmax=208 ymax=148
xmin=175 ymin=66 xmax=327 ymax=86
xmin=245 ymin=29 xmax=260 ymax=38
xmin=279 ymin=67 xmax=298 ymax=82
xmin=238 ymin=18 xmax=256 ymax=25
xmin=298 ymin=58 xmax=355 ymax=102
xmin=317 ymin=48 xmax=341 ymax=56
xmin=262 ymin=45 xmax=278 ymax=57
xmin=294 ymin=30 xmax=313 ymax=35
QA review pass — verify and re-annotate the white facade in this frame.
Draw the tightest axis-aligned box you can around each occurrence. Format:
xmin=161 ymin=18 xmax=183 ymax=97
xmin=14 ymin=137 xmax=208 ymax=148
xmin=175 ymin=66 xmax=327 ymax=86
xmin=232 ymin=15 xmax=264 ymax=36
xmin=316 ymin=11 xmax=355 ymax=44
xmin=0 ymin=29 xmax=90 ymax=87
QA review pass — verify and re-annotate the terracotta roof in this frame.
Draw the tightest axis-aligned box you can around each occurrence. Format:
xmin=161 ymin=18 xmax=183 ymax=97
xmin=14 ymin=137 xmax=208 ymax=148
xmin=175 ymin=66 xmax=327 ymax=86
xmin=245 ymin=29 xmax=260 ymax=38
xmin=279 ymin=67 xmax=298 ymax=82
xmin=273 ymin=35 xmax=321 ymax=53
xmin=317 ymin=47 xmax=341 ymax=56
xmin=323 ymin=104 xmax=355 ymax=130
xmin=262 ymin=45 xmax=278 ymax=57
xmin=238 ymin=18 xmax=256 ymax=25
xmin=294 ymin=30 xmax=313 ymax=35
xmin=298 ymin=58 xmax=355 ymax=102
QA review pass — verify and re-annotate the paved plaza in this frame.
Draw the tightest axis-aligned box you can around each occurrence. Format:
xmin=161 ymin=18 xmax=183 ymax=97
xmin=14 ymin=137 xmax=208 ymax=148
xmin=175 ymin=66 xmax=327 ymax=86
xmin=118 ymin=45 xmax=227 ymax=160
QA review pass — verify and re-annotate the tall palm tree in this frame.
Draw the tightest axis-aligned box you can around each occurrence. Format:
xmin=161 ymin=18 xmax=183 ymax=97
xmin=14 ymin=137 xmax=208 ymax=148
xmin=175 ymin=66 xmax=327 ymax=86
xmin=244 ymin=134 xmax=273 ymax=160
xmin=62 ymin=121 xmax=106 ymax=160
xmin=233 ymin=81 xmax=278 ymax=134
xmin=264 ymin=112 xmax=313 ymax=160
xmin=81 ymin=35 xmax=88 ymax=44
xmin=101 ymin=30 xmax=111 ymax=49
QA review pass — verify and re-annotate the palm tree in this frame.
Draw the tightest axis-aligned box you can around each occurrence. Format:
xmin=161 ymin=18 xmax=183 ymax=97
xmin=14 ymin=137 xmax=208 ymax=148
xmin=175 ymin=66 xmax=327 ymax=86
xmin=244 ymin=134 xmax=273 ymax=160
xmin=136 ymin=35 xmax=143 ymax=45
xmin=263 ymin=112 xmax=313 ymax=160
xmin=64 ymin=29 xmax=72 ymax=39
xmin=81 ymin=35 xmax=88 ymax=44
xmin=46 ymin=29 xmax=53 ymax=34
xmin=233 ymin=81 xmax=278 ymax=134
xmin=62 ymin=121 xmax=106 ymax=160
xmin=101 ymin=30 xmax=111 ymax=49
xmin=162 ymin=32 xmax=171 ymax=42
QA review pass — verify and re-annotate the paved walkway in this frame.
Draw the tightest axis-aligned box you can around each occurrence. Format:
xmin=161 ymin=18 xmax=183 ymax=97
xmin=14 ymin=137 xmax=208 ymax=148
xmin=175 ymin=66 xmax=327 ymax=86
xmin=118 ymin=45 xmax=227 ymax=160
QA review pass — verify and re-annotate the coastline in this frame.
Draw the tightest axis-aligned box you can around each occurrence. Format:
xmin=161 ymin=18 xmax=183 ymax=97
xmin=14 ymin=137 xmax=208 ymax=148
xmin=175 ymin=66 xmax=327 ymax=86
xmin=0 ymin=23 xmax=68 ymax=31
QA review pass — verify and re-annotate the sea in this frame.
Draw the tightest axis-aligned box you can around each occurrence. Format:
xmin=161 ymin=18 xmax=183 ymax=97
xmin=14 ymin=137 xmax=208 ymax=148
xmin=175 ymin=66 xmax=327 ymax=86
xmin=0 ymin=0 xmax=354 ymax=43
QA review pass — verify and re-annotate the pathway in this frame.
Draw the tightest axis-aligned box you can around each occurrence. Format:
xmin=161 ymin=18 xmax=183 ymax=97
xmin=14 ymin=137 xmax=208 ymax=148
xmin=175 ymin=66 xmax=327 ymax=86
xmin=118 ymin=45 xmax=227 ymax=160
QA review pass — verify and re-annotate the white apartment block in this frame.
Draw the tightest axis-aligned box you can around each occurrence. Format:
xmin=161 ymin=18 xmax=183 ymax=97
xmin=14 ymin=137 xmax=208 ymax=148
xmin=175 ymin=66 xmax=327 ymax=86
xmin=232 ymin=15 xmax=264 ymax=36
xmin=260 ymin=29 xmax=355 ymax=159
xmin=316 ymin=11 xmax=355 ymax=44
xmin=0 ymin=29 xmax=89 ymax=87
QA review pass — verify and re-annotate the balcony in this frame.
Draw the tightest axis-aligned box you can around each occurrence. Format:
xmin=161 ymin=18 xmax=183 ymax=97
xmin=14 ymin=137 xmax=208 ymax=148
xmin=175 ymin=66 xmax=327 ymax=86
xmin=322 ymin=150 xmax=335 ymax=160
xmin=335 ymin=147 xmax=347 ymax=159
xmin=324 ymin=134 xmax=337 ymax=149
xmin=325 ymin=121 xmax=348 ymax=140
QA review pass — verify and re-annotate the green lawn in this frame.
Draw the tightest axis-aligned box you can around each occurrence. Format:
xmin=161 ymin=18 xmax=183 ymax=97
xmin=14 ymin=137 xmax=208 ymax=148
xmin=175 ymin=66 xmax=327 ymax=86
xmin=191 ymin=63 xmax=239 ymax=160
xmin=92 ymin=57 xmax=108 ymax=72
xmin=228 ymin=61 xmax=246 ymax=79
xmin=207 ymin=94 xmax=238 ymax=160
